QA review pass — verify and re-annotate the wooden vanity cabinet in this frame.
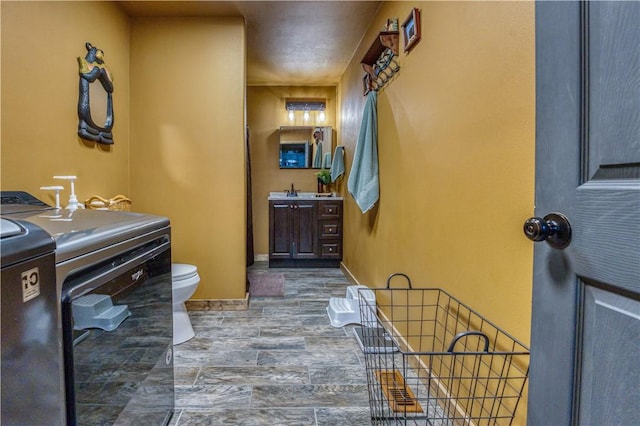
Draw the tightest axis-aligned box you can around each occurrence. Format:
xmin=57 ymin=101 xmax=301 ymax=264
xmin=269 ymin=199 xmax=343 ymax=267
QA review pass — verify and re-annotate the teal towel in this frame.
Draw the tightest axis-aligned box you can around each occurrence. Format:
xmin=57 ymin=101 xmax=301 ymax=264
xmin=347 ymin=91 xmax=378 ymax=213
xmin=323 ymin=152 xmax=332 ymax=169
xmin=313 ymin=142 xmax=323 ymax=168
xmin=330 ymin=145 xmax=345 ymax=182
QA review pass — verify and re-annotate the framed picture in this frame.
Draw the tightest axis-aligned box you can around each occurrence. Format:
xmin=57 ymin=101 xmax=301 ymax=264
xmin=402 ymin=8 xmax=421 ymax=53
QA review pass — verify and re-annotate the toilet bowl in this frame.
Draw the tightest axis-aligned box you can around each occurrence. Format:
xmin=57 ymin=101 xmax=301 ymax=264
xmin=172 ymin=263 xmax=200 ymax=345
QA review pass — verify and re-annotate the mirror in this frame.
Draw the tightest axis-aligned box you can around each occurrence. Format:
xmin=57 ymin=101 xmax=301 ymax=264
xmin=279 ymin=126 xmax=333 ymax=169
xmin=77 ymin=42 xmax=114 ymax=145
xmin=89 ymin=79 xmax=108 ymax=126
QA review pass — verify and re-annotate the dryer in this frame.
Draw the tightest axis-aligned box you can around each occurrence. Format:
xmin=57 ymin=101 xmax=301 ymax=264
xmin=1 ymin=217 xmax=65 ymax=425
xmin=1 ymin=192 xmax=174 ymax=425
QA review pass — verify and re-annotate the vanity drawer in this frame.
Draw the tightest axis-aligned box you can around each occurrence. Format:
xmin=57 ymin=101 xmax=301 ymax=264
xmin=319 ymin=220 xmax=341 ymax=239
xmin=320 ymin=242 xmax=341 ymax=257
xmin=318 ymin=202 xmax=341 ymax=218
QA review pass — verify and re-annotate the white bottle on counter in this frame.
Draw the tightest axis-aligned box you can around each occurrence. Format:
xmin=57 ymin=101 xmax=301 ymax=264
xmin=53 ymin=176 xmax=84 ymax=211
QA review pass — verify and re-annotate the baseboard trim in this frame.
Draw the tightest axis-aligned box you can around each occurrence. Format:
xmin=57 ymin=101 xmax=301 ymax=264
xmin=254 ymin=254 xmax=269 ymax=262
xmin=186 ymin=292 xmax=249 ymax=311
xmin=340 ymin=261 xmax=361 ymax=286
xmin=270 ymin=258 xmax=340 ymax=268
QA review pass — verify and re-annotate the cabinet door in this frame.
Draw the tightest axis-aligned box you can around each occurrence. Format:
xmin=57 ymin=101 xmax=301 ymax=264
xmin=269 ymin=201 xmax=293 ymax=260
xmin=292 ymin=201 xmax=318 ymax=259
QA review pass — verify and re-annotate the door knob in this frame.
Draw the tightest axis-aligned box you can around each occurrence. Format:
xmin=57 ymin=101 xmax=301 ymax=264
xmin=523 ymin=212 xmax=572 ymax=249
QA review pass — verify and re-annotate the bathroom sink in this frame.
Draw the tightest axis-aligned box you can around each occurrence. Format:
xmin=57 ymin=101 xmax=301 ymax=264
xmin=268 ymin=191 xmax=316 ymax=200
xmin=268 ymin=191 xmax=340 ymax=200
xmin=268 ymin=192 xmax=288 ymax=199
xmin=268 ymin=191 xmax=296 ymax=200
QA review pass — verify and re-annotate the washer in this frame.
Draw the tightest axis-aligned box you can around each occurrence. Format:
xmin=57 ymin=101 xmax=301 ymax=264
xmin=1 ymin=192 xmax=174 ymax=425
xmin=1 ymin=217 xmax=64 ymax=425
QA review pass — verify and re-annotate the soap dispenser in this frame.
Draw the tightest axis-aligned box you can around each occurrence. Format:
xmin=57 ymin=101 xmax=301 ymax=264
xmin=53 ymin=175 xmax=83 ymax=210
xmin=40 ymin=186 xmax=64 ymax=209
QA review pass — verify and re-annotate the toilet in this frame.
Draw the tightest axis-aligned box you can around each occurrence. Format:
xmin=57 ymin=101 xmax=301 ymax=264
xmin=172 ymin=263 xmax=200 ymax=345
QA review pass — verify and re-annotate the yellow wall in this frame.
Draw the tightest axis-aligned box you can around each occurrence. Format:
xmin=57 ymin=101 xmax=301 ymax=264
xmin=129 ymin=17 xmax=247 ymax=300
xmin=1 ymin=1 xmax=130 ymax=201
xmin=247 ymin=86 xmax=336 ymax=256
xmin=338 ymin=2 xmax=534 ymax=420
xmin=2 ymin=4 xmax=248 ymax=301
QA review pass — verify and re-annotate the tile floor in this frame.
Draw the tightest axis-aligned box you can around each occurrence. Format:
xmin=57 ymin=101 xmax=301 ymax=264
xmin=170 ymin=263 xmax=372 ymax=425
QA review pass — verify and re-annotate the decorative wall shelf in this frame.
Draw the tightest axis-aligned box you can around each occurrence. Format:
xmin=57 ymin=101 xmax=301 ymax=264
xmin=361 ymin=31 xmax=400 ymax=95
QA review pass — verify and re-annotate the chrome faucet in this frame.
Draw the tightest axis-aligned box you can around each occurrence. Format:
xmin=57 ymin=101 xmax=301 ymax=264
xmin=286 ymin=183 xmax=298 ymax=197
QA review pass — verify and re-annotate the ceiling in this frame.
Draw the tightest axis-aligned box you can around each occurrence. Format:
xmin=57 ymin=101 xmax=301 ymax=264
xmin=118 ymin=1 xmax=381 ymax=86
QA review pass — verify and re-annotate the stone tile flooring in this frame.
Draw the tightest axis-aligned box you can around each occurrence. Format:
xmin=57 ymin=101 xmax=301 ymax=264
xmin=170 ymin=263 xmax=371 ymax=425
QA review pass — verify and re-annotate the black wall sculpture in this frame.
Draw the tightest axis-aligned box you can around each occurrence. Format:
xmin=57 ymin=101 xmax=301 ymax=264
xmin=77 ymin=42 xmax=114 ymax=144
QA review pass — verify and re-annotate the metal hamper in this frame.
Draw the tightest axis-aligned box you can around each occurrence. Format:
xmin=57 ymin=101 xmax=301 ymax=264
xmin=357 ymin=273 xmax=529 ymax=425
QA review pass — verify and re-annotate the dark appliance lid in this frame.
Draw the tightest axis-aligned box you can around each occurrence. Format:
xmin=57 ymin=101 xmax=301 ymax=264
xmin=1 ymin=191 xmax=169 ymax=265
xmin=0 ymin=191 xmax=53 ymax=214
xmin=0 ymin=218 xmax=55 ymax=268
xmin=4 ymin=209 xmax=170 ymax=265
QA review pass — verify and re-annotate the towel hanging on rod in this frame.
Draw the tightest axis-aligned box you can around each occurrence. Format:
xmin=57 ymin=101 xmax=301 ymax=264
xmin=330 ymin=146 xmax=345 ymax=182
xmin=347 ymin=91 xmax=378 ymax=213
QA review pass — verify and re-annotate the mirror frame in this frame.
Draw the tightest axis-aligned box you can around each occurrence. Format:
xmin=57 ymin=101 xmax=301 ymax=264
xmin=279 ymin=126 xmax=333 ymax=169
xmin=77 ymin=42 xmax=114 ymax=145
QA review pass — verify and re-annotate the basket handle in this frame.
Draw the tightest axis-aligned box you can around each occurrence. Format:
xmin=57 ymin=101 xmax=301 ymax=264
xmin=110 ymin=194 xmax=131 ymax=203
xmin=447 ymin=331 xmax=490 ymax=353
xmin=84 ymin=195 xmax=109 ymax=209
xmin=385 ymin=273 xmax=412 ymax=289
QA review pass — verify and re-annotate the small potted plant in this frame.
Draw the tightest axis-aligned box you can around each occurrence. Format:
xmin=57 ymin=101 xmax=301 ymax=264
xmin=316 ymin=169 xmax=331 ymax=194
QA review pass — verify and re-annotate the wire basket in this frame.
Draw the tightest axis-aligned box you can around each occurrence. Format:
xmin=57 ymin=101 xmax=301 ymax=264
xmin=358 ymin=273 xmax=529 ymax=425
xmin=84 ymin=195 xmax=131 ymax=211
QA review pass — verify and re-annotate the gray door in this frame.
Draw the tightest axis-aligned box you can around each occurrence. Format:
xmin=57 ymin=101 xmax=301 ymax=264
xmin=528 ymin=2 xmax=639 ymax=425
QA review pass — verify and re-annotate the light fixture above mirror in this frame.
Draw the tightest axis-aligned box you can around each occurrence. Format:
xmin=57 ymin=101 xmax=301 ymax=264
xmin=286 ymin=98 xmax=326 ymax=123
